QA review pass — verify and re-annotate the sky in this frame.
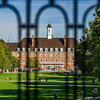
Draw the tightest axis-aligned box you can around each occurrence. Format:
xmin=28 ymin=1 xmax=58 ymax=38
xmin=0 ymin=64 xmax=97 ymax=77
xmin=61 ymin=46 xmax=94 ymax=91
xmin=0 ymin=0 xmax=98 ymax=42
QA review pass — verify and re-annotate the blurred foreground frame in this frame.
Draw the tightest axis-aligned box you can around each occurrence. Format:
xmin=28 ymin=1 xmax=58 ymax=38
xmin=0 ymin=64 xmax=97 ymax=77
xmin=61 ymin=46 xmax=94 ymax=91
xmin=0 ymin=0 xmax=100 ymax=100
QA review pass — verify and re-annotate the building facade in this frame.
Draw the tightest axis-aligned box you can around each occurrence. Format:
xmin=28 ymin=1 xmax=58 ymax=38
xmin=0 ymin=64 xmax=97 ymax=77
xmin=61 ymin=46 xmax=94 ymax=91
xmin=6 ymin=24 xmax=77 ymax=71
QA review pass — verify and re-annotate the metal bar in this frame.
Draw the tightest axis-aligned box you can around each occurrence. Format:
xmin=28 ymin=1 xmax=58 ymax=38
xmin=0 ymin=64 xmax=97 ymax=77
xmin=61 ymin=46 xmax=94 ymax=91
xmin=2 ymin=0 xmax=7 ymax=5
xmin=67 ymin=24 xmax=84 ymax=28
xmin=73 ymin=0 xmax=78 ymax=99
xmin=20 ymin=24 xmax=36 ymax=29
xmin=26 ymin=0 xmax=32 ymax=100
xmin=49 ymin=0 xmax=55 ymax=6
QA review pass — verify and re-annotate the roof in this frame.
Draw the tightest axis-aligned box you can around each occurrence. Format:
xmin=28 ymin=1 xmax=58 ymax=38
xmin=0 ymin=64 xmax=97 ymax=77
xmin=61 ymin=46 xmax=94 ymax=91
xmin=6 ymin=43 xmax=18 ymax=51
xmin=34 ymin=38 xmax=64 ymax=48
xmin=6 ymin=38 xmax=78 ymax=52
xmin=47 ymin=24 xmax=52 ymax=28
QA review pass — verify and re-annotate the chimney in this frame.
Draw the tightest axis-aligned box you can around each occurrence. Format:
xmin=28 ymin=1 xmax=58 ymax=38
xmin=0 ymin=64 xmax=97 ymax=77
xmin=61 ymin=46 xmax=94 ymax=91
xmin=64 ymin=35 xmax=67 ymax=47
xmin=32 ymin=35 xmax=35 ymax=47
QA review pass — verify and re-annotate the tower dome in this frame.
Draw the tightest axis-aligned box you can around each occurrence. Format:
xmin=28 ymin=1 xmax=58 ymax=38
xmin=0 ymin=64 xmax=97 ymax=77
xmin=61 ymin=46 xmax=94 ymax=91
xmin=47 ymin=24 xmax=52 ymax=28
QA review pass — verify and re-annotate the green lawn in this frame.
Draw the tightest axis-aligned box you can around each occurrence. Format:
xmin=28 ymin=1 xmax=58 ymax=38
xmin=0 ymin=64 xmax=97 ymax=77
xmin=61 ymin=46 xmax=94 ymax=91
xmin=0 ymin=72 xmax=100 ymax=100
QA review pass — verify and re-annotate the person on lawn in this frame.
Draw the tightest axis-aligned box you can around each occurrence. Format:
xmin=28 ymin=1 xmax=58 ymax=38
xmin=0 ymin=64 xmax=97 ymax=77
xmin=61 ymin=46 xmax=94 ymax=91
xmin=54 ymin=92 xmax=58 ymax=100
xmin=92 ymin=88 xmax=97 ymax=99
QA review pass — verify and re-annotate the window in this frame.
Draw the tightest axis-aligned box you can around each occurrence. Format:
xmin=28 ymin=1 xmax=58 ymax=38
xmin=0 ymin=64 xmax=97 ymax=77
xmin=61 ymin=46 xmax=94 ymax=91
xmin=40 ymin=53 xmax=42 ymax=57
xmin=28 ymin=48 xmax=30 ymax=52
xmin=22 ymin=59 xmax=25 ymax=63
xmin=68 ymin=59 xmax=70 ymax=63
xmin=60 ymin=54 xmax=63 ymax=57
xmin=50 ymin=58 xmax=52 ymax=62
xmin=40 ymin=48 xmax=43 ymax=52
xmin=60 ymin=48 xmax=63 ymax=52
xmin=60 ymin=59 xmax=63 ymax=62
xmin=48 ymin=29 xmax=50 ymax=33
xmin=50 ymin=48 xmax=53 ymax=52
xmin=22 ymin=53 xmax=25 ymax=57
xmin=45 ymin=59 xmax=48 ymax=62
xmin=45 ymin=53 xmax=48 ymax=57
xmin=55 ymin=59 xmax=58 ymax=62
xmin=28 ymin=53 xmax=30 ymax=56
xmin=73 ymin=48 xmax=74 ymax=52
xmin=45 ymin=48 xmax=48 ymax=52
xmin=22 ymin=48 xmax=26 ymax=52
xmin=17 ymin=48 xmax=20 ymax=52
xmin=68 ymin=48 xmax=71 ymax=52
xmin=55 ymin=53 xmax=58 ymax=57
xmin=40 ymin=59 xmax=42 ymax=62
xmin=55 ymin=48 xmax=58 ymax=52
xmin=50 ymin=53 xmax=53 ymax=57
xmin=35 ymin=48 xmax=38 ymax=52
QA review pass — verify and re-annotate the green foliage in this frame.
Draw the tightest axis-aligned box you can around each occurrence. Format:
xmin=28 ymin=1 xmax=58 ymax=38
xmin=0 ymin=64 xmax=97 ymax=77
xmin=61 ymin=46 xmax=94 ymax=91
xmin=76 ymin=6 xmax=100 ymax=79
xmin=0 ymin=40 xmax=19 ymax=70
xmin=11 ymin=56 xmax=19 ymax=68
xmin=28 ymin=57 xmax=41 ymax=68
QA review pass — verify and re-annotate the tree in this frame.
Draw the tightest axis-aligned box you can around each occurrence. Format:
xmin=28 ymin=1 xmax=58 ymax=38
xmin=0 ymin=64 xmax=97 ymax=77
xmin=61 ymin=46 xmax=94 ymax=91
xmin=11 ymin=56 xmax=19 ymax=68
xmin=0 ymin=40 xmax=19 ymax=71
xmin=28 ymin=57 xmax=41 ymax=69
xmin=76 ymin=6 xmax=100 ymax=79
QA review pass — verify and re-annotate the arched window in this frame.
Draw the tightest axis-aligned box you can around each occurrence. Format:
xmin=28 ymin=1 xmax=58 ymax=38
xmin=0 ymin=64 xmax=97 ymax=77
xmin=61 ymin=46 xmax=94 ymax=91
xmin=55 ymin=59 xmax=58 ymax=62
xmin=40 ymin=59 xmax=42 ymax=62
xmin=50 ymin=53 xmax=53 ymax=57
xmin=50 ymin=58 xmax=52 ymax=62
xmin=45 ymin=59 xmax=48 ymax=62
xmin=60 ymin=59 xmax=63 ymax=62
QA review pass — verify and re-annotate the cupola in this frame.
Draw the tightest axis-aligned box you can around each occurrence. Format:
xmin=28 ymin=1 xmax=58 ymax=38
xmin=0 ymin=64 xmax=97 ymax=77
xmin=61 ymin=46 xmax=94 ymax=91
xmin=47 ymin=24 xmax=53 ymax=39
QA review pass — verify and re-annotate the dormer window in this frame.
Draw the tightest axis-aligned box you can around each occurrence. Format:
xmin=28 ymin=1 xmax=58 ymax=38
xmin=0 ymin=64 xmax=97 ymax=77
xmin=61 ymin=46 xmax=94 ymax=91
xmin=73 ymin=48 xmax=74 ymax=52
xmin=55 ymin=48 xmax=58 ymax=52
xmin=45 ymin=48 xmax=48 ymax=52
xmin=35 ymin=48 xmax=38 ymax=52
xmin=28 ymin=48 xmax=31 ymax=52
xmin=60 ymin=48 xmax=63 ymax=52
xmin=68 ymin=48 xmax=71 ymax=52
xmin=50 ymin=48 xmax=53 ymax=52
xmin=22 ymin=48 xmax=26 ymax=52
xmin=17 ymin=48 xmax=20 ymax=53
xmin=40 ymin=48 xmax=43 ymax=52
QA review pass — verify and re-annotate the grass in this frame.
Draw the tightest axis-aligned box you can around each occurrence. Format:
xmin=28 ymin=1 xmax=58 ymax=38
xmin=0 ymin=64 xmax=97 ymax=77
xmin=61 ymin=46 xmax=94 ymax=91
xmin=0 ymin=72 xmax=100 ymax=100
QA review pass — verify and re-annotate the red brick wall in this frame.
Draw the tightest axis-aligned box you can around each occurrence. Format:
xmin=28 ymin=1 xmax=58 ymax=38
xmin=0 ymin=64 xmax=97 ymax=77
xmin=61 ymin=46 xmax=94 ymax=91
xmin=12 ymin=51 xmax=74 ymax=71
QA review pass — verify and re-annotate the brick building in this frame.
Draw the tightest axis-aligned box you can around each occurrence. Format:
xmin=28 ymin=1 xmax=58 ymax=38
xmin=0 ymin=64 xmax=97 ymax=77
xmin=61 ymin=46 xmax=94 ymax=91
xmin=6 ymin=24 xmax=77 ymax=71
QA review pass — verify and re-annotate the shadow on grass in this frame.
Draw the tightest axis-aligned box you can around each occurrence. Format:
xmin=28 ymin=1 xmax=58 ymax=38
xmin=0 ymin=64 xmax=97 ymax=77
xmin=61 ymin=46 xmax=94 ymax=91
xmin=0 ymin=89 xmax=17 ymax=100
